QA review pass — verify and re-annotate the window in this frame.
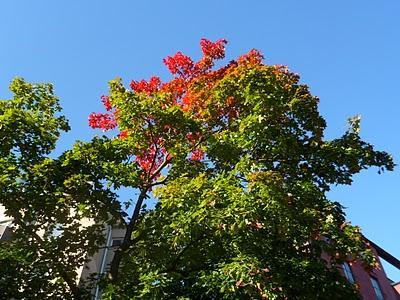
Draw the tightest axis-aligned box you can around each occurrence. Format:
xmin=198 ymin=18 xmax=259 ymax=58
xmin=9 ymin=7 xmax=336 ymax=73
xmin=370 ymin=276 xmax=384 ymax=300
xmin=342 ymin=262 xmax=355 ymax=284
xmin=0 ymin=224 xmax=12 ymax=241
xmin=112 ymin=239 xmax=123 ymax=247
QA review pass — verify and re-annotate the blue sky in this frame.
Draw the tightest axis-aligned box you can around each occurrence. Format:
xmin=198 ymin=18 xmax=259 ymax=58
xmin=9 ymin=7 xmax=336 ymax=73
xmin=1 ymin=1 xmax=399 ymax=281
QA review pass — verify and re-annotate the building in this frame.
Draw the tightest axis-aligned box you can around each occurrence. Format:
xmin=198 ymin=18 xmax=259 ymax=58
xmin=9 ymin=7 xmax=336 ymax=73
xmin=78 ymin=225 xmax=126 ymax=299
xmin=339 ymin=238 xmax=400 ymax=300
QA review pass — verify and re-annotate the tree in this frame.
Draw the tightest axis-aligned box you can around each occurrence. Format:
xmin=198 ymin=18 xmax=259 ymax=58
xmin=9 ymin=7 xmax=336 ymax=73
xmin=0 ymin=78 xmax=80 ymax=298
xmin=0 ymin=79 xmax=132 ymax=299
xmin=87 ymin=40 xmax=394 ymax=299
xmin=0 ymin=39 xmax=394 ymax=299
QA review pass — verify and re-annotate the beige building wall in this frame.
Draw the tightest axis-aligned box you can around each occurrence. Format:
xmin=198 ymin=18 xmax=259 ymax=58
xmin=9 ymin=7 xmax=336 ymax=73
xmin=79 ymin=225 xmax=126 ymax=299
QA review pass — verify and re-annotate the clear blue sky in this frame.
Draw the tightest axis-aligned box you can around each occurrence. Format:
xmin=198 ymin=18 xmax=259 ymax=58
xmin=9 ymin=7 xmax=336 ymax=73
xmin=1 ymin=1 xmax=399 ymax=281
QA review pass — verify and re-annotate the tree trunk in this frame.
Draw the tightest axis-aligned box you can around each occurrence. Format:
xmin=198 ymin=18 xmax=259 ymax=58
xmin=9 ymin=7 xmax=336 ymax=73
xmin=108 ymin=189 xmax=147 ymax=283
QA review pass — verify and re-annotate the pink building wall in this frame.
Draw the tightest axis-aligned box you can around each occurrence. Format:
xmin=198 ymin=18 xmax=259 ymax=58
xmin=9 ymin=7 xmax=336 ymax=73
xmin=340 ymin=246 xmax=400 ymax=300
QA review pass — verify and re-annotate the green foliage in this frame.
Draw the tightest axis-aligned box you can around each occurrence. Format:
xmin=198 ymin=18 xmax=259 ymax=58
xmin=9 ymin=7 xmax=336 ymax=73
xmin=0 ymin=48 xmax=394 ymax=300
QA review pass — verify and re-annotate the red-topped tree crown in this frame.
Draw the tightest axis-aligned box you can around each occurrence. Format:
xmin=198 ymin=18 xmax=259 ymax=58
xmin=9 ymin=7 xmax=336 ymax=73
xmin=89 ymin=38 xmax=265 ymax=180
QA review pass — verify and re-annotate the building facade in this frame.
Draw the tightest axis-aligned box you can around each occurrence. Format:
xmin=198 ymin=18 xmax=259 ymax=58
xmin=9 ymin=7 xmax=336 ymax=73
xmin=339 ymin=239 xmax=400 ymax=300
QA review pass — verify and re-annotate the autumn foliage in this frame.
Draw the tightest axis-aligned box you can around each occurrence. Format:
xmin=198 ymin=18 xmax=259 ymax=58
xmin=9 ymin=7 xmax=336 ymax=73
xmin=89 ymin=39 xmax=267 ymax=179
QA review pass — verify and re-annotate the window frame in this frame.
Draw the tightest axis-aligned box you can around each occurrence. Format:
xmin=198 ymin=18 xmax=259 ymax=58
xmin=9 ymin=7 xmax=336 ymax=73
xmin=370 ymin=276 xmax=385 ymax=300
xmin=342 ymin=262 xmax=355 ymax=284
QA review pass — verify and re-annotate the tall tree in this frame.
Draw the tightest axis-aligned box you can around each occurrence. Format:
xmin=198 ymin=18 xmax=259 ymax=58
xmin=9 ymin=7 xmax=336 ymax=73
xmin=0 ymin=39 xmax=394 ymax=299
xmin=87 ymin=40 xmax=394 ymax=299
